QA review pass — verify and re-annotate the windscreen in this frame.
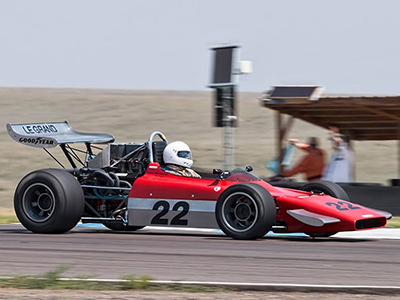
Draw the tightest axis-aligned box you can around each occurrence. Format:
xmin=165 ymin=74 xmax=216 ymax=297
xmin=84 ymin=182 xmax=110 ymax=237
xmin=225 ymin=168 xmax=261 ymax=182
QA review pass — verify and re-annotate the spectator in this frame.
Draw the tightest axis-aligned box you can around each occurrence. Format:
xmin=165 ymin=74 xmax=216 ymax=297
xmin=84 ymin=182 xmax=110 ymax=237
xmin=282 ymin=137 xmax=326 ymax=182
xmin=322 ymin=125 xmax=353 ymax=182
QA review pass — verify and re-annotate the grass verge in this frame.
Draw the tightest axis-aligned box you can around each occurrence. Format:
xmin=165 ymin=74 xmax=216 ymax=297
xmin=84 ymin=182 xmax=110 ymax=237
xmin=387 ymin=216 xmax=400 ymax=228
xmin=0 ymin=211 xmax=18 ymax=223
xmin=0 ymin=267 xmax=220 ymax=293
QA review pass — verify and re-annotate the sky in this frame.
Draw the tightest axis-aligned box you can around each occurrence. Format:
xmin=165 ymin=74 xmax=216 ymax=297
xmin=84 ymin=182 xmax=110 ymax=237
xmin=1 ymin=0 xmax=400 ymax=94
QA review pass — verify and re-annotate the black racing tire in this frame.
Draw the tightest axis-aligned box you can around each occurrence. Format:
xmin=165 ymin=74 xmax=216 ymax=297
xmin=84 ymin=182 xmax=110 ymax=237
xmin=14 ymin=169 xmax=84 ymax=233
xmin=301 ymin=181 xmax=347 ymax=238
xmin=215 ymin=183 xmax=276 ymax=240
xmin=102 ymin=222 xmax=144 ymax=231
xmin=300 ymin=180 xmax=349 ymax=201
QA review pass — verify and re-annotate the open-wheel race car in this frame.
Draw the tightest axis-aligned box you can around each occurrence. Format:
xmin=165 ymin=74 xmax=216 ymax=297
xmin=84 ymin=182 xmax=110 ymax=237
xmin=7 ymin=121 xmax=392 ymax=239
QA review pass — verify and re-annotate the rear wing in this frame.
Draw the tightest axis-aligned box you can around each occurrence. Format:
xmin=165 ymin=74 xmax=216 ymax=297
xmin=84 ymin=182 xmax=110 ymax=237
xmin=7 ymin=121 xmax=115 ymax=148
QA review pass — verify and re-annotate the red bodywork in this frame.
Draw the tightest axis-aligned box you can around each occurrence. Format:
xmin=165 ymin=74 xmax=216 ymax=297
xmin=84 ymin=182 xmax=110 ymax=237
xmin=129 ymin=163 xmax=387 ymax=234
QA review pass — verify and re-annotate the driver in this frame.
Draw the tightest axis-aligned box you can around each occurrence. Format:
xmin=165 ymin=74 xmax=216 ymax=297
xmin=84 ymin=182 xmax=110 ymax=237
xmin=162 ymin=141 xmax=201 ymax=178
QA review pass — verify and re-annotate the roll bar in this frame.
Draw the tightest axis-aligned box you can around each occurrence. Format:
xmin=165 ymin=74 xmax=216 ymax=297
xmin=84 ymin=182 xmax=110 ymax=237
xmin=148 ymin=131 xmax=168 ymax=163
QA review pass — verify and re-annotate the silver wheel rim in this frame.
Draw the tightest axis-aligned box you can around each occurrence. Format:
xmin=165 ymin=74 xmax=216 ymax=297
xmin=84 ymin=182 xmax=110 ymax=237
xmin=22 ymin=183 xmax=56 ymax=222
xmin=221 ymin=192 xmax=258 ymax=232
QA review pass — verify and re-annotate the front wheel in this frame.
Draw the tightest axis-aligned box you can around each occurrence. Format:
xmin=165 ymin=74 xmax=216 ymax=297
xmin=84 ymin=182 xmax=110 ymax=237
xmin=215 ymin=183 xmax=276 ymax=240
xmin=14 ymin=169 xmax=84 ymax=233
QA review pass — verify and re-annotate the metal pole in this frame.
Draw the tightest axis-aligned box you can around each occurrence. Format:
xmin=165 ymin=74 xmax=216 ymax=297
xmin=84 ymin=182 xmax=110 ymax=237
xmin=275 ymin=112 xmax=283 ymax=174
xmin=222 ymin=87 xmax=235 ymax=170
xmin=398 ymin=122 xmax=400 ymax=180
xmin=223 ymin=119 xmax=234 ymax=170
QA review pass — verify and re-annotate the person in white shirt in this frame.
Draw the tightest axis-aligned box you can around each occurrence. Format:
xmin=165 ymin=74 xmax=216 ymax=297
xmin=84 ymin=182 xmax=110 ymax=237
xmin=322 ymin=126 xmax=353 ymax=183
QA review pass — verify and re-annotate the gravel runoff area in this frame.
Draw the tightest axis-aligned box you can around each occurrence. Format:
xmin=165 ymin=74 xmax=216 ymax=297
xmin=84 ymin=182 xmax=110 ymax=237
xmin=0 ymin=289 xmax=399 ymax=300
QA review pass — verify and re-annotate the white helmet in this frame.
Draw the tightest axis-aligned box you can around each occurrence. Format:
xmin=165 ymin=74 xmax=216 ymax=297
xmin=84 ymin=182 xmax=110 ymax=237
xmin=163 ymin=141 xmax=193 ymax=168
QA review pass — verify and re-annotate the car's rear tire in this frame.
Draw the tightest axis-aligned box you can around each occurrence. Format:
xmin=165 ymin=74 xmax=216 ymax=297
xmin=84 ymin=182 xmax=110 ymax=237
xmin=102 ymin=222 xmax=144 ymax=231
xmin=215 ymin=183 xmax=276 ymax=240
xmin=14 ymin=169 xmax=84 ymax=233
xmin=300 ymin=180 xmax=349 ymax=201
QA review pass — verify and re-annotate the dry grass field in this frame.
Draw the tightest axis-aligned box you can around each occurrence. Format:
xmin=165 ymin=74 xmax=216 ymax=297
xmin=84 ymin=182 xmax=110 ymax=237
xmin=0 ymin=88 xmax=398 ymax=211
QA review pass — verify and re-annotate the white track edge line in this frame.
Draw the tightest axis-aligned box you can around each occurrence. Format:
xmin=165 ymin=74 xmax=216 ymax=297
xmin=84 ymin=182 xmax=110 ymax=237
xmin=1 ymin=276 xmax=400 ymax=292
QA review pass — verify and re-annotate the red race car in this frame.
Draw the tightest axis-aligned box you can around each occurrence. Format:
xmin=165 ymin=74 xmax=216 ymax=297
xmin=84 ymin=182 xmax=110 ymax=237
xmin=7 ymin=121 xmax=391 ymax=239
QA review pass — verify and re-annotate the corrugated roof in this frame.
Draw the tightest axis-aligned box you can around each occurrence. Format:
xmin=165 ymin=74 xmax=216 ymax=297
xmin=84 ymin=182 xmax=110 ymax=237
xmin=261 ymin=95 xmax=400 ymax=141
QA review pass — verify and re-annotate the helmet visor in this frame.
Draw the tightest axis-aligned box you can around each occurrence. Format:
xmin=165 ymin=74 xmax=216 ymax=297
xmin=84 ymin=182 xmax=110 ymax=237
xmin=177 ymin=150 xmax=192 ymax=159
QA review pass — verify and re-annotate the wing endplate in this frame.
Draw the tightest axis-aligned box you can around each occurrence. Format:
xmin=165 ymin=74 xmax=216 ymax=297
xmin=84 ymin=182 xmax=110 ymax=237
xmin=287 ymin=209 xmax=341 ymax=227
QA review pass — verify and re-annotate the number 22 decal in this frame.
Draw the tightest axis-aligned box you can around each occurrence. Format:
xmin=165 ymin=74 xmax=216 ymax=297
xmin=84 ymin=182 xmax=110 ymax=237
xmin=151 ymin=201 xmax=189 ymax=225
xmin=326 ymin=201 xmax=361 ymax=211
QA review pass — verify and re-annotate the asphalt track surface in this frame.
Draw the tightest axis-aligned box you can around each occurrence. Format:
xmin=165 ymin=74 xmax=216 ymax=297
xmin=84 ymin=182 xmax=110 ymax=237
xmin=1 ymin=224 xmax=400 ymax=288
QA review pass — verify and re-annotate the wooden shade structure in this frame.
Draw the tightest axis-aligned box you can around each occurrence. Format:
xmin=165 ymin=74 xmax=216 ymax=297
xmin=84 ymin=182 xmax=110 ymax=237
xmin=261 ymin=94 xmax=400 ymax=177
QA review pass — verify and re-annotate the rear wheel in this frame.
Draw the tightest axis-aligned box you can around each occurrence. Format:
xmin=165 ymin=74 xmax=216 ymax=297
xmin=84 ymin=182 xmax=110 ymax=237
xmin=14 ymin=169 xmax=84 ymax=233
xmin=216 ymin=183 xmax=276 ymax=240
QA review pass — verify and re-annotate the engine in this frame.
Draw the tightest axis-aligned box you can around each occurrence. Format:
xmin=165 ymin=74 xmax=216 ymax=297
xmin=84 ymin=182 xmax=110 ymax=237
xmin=75 ymin=143 xmax=149 ymax=220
